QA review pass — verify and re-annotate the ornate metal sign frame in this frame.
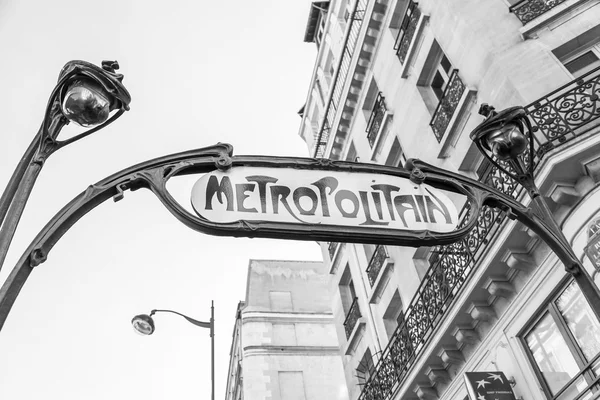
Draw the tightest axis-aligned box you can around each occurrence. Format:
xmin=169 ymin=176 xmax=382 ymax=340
xmin=0 ymin=143 xmax=578 ymax=330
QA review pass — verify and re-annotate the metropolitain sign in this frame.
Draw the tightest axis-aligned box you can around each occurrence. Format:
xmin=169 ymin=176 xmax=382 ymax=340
xmin=191 ymin=166 xmax=459 ymax=233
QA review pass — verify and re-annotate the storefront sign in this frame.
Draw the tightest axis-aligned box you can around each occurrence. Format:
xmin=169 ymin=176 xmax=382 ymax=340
xmin=464 ymin=371 xmax=517 ymax=400
xmin=191 ymin=166 xmax=459 ymax=232
xmin=584 ymin=232 xmax=600 ymax=271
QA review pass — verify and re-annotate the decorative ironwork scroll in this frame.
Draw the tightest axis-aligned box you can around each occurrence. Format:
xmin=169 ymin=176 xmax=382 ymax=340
xmin=366 ymin=245 xmax=389 ymax=286
xmin=344 ymin=297 xmax=361 ymax=338
xmin=367 ymin=93 xmax=387 ymax=147
xmin=509 ymin=0 xmax=567 ymax=24
xmin=527 ymin=66 xmax=600 ymax=157
xmin=359 ymin=69 xmax=600 ymax=400
xmin=394 ymin=1 xmax=421 ymax=64
xmin=430 ymin=70 xmax=466 ymax=142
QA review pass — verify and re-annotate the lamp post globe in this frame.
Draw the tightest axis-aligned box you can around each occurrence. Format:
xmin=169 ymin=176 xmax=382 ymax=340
xmin=481 ymin=122 xmax=528 ymax=160
xmin=131 ymin=314 xmax=155 ymax=335
xmin=470 ymin=106 xmax=530 ymax=162
xmin=60 ymin=78 xmax=112 ymax=127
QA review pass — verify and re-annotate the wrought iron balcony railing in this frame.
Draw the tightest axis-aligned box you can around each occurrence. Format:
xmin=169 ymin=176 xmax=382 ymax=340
xmin=359 ymin=66 xmax=600 ymax=400
xmin=344 ymin=297 xmax=361 ymax=339
xmin=509 ymin=0 xmax=567 ymax=25
xmin=430 ymin=69 xmax=467 ymax=142
xmin=366 ymin=93 xmax=387 ymax=147
xmin=313 ymin=0 xmax=367 ymax=158
xmin=394 ymin=0 xmax=421 ymax=65
xmin=328 ymin=242 xmax=340 ymax=260
xmin=366 ymin=245 xmax=389 ymax=286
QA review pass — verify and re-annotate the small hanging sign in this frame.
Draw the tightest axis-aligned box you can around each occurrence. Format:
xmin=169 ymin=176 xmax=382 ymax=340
xmin=464 ymin=371 xmax=517 ymax=400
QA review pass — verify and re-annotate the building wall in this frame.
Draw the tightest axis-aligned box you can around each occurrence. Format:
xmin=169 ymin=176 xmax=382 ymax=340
xmin=225 ymin=260 xmax=349 ymax=400
xmin=299 ymin=1 xmax=600 ymax=400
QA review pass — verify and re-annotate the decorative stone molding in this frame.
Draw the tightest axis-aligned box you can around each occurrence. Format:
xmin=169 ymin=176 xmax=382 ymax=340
xmin=453 ymin=325 xmax=480 ymax=345
xmin=425 ymin=365 xmax=450 ymax=385
xmin=467 ymin=303 xmax=496 ymax=322
xmin=505 ymin=252 xmax=536 ymax=273
xmin=438 ymin=346 xmax=464 ymax=366
xmin=414 ymin=384 xmax=438 ymax=400
xmin=484 ymin=277 xmax=515 ymax=298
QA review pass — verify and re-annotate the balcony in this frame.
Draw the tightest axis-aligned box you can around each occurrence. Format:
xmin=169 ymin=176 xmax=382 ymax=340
xmin=359 ymin=66 xmax=600 ymax=400
xmin=313 ymin=0 xmax=368 ymax=158
xmin=429 ymin=70 xmax=467 ymax=142
xmin=366 ymin=245 xmax=389 ymax=286
xmin=509 ymin=0 xmax=568 ymax=24
xmin=343 ymin=297 xmax=361 ymax=339
xmin=394 ymin=0 xmax=421 ymax=65
xmin=366 ymin=93 xmax=387 ymax=147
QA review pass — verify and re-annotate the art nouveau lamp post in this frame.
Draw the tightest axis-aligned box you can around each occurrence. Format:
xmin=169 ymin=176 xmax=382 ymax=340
xmin=470 ymin=104 xmax=600 ymax=317
xmin=132 ymin=302 xmax=215 ymax=400
xmin=0 ymin=60 xmax=131 ymax=272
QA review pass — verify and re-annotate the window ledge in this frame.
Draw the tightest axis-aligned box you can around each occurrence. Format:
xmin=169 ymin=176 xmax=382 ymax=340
xmin=518 ymin=0 xmax=597 ymax=40
xmin=344 ymin=317 xmax=366 ymax=355
xmin=369 ymin=262 xmax=395 ymax=304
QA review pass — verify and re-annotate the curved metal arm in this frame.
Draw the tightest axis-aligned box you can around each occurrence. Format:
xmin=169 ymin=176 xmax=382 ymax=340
xmin=1 ymin=148 xmax=594 ymax=332
xmin=150 ymin=309 xmax=211 ymax=329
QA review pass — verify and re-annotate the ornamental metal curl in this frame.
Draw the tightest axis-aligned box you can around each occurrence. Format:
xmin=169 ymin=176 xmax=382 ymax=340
xmin=509 ymin=0 xmax=567 ymax=24
xmin=358 ymin=158 xmax=588 ymax=400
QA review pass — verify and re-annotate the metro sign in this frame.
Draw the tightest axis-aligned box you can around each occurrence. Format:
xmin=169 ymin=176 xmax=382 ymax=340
xmin=191 ymin=166 xmax=459 ymax=233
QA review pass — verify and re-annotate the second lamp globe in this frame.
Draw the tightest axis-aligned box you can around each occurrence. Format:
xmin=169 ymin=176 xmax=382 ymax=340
xmin=61 ymin=79 xmax=112 ymax=127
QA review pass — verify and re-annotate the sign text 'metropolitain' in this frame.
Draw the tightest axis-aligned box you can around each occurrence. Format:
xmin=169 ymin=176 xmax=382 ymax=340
xmin=191 ymin=167 xmax=459 ymax=232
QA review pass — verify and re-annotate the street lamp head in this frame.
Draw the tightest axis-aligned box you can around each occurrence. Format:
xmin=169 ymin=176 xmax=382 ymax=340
xmin=479 ymin=122 xmax=528 ymax=160
xmin=470 ymin=105 xmax=530 ymax=160
xmin=57 ymin=60 xmax=131 ymax=128
xmin=131 ymin=314 xmax=155 ymax=335
xmin=61 ymin=78 xmax=112 ymax=127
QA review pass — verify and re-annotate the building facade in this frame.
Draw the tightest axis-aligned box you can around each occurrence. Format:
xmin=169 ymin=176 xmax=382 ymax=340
xmin=224 ymin=260 xmax=349 ymax=400
xmin=298 ymin=1 xmax=600 ymax=400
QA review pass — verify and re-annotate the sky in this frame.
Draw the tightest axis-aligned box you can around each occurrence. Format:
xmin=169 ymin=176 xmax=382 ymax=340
xmin=0 ymin=1 xmax=323 ymax=399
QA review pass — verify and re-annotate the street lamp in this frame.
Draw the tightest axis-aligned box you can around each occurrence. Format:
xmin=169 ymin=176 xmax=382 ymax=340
xmin=132 ymin=302 xmax=215 ymax=400
xmin=470 ymin=103 xmax=600 ymax=319
xmin=0 ymin=60 xmax=131 ymax=272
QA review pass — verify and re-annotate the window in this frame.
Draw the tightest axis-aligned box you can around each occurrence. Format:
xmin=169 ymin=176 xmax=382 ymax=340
xmin=356 ymin=348 xmax=375 ymax=385
xmin=340 ymin=264 xmax=361 ymax=338
xmin=417 ymin=40 xmax=455 ymax=114
xmin=383 ymin=290 xmax=405 ymax=339
xmin=346 ymin=141 xmax=360 ymax=162
xmin=385 ymin=137 xmax=405 ymax=168
xmin=521 ymin=280 xmax=600 ymax=399
xmin=554 ymin=25 xmax=600 ymax=79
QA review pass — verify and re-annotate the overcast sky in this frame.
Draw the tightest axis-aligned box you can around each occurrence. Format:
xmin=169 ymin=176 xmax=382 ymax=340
xmin=0 ymin=1 xmax=323 ymax=399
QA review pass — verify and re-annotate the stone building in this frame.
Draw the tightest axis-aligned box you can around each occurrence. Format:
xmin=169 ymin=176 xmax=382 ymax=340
xmin=224 ymin=260 xmax=348 ymax=400
xmin=297 ymin=1 xmax=600 ymax=400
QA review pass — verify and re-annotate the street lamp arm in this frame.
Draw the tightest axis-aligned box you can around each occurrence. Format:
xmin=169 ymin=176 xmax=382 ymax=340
xmin=150 ymin=309 xmax=211 ymax=329
xmin=0 ymin=143 xmax=232 ymax=332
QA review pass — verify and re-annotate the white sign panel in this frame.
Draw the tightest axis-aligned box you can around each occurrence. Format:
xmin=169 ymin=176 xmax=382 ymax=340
xmin=191 ymin=167 xmax=459 ymax=232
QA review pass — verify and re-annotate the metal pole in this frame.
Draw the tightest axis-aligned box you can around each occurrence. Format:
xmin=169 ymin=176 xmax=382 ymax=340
xmin=211 ymin=300 xmax=215 ymax=400
xmin=0 ymin=132 xmax=40 ymax=229
xmin=0 ymin=158 xmax=44 ymax=271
